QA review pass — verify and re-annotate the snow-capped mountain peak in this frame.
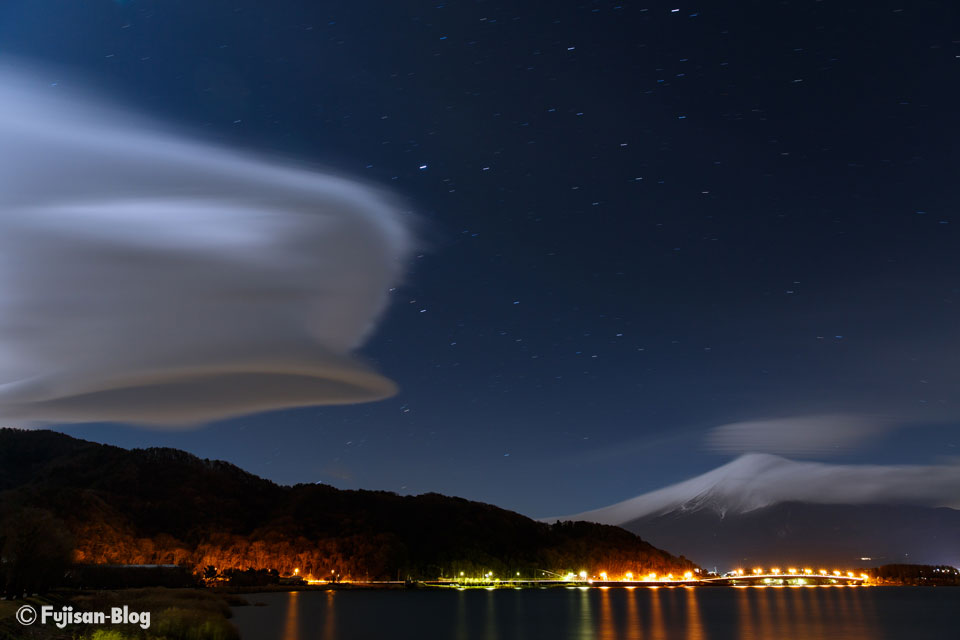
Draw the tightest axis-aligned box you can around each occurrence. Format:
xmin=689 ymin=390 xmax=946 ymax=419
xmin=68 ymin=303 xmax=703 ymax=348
xmin=545 ymin=453 xmax=960 ymax=526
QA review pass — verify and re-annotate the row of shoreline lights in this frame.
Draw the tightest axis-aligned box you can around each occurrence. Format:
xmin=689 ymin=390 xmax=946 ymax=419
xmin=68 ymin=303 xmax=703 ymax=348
xmin=734 ymin=568 xmax=869 ymax=580
xmin=457 ymin=567 xmax=868 ymax=582
xmin=461 ymin=570 xmax=698 ymax=582
xmin=560 ymin=571 xmax=696 ymax=582
xmin=296 ymin=566 xmax=867 ymax=583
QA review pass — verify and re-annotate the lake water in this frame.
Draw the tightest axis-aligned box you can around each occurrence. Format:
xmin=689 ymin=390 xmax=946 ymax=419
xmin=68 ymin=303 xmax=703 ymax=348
xmin=230 ymin=586 xmax=959 ymax=640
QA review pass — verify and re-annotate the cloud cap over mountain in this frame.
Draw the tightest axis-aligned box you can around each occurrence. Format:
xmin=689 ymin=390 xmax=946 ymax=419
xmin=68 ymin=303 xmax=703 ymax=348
xmin=548 ymin=453 xmax=960 ymax=525
xmin=704 ymin=414 xmax=897 ymax=456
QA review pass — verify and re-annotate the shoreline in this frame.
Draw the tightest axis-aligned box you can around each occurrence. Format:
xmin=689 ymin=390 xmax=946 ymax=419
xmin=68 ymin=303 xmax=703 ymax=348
xmin=217 ymin=580 xmax=941 ymax=594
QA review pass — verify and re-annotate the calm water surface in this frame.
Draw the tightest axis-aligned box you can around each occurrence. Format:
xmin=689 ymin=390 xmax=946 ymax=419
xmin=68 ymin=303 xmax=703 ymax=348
xmin=231 ymin=586 xmax=958 ymax=640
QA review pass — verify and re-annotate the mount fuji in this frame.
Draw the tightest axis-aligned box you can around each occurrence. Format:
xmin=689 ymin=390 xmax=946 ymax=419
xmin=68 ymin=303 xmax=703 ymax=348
xmin=547 ymin=454 xmax=960 ymax=570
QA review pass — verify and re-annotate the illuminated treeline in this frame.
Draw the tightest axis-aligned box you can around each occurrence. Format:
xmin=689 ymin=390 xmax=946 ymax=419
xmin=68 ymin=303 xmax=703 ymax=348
xmin=69 ymin=521 xmax=695 ymax=581
xmin=72 ymin=528 xmax=405 ymax=580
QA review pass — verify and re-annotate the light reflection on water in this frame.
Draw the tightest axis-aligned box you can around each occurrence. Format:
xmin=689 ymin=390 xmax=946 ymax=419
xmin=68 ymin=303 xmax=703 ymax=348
xmin=281 ymin=591 xmax=298 ymax=640
xmin=733 ymin=586 xmax=882 ymax=640
xmin=625 ymin=587 xmax=640 ymax=638
xmin=686 ymin=586 xmax=706 ymax=640
xmin=598 ymin=588 xmax=613 ymax=639
xmin=648 ymin=587 xmax=666 ymax=640
xmin=234 ymin=586 xmax=956 ymax=640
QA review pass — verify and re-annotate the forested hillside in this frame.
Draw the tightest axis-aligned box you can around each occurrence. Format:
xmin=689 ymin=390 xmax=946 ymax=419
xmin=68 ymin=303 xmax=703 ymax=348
xmin=0 ymin=429 xmax=696 ymax=581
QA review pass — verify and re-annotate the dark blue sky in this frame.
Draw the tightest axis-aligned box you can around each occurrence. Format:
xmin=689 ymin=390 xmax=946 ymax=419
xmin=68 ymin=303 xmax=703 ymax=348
xmin=2 ymin=0 xmax=958 ymax=517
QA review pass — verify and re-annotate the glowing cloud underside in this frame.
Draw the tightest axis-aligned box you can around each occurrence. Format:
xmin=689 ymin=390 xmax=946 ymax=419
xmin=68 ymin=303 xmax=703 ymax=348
xmin=0 ymin=67 xmax=410 ymax=426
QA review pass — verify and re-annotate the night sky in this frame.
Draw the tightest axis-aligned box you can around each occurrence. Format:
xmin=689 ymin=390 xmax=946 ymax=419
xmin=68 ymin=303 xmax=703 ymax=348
xmin=2 ymin=1 xmax=958 ymax=517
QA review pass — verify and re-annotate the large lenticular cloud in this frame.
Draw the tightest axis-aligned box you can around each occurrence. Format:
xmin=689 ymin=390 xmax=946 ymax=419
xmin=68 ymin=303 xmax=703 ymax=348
xmin=0 ymin=66 xmax=410 ymax=426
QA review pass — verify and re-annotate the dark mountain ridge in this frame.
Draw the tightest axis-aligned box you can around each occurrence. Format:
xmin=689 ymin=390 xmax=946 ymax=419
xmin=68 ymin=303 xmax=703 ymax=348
xmin=0 ymin=428 xmax=696 ymax=580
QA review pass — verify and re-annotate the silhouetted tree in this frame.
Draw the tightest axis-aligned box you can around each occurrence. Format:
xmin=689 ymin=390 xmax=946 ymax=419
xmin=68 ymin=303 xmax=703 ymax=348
xmin=0 ymin=508 xmax=74 ymax=597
